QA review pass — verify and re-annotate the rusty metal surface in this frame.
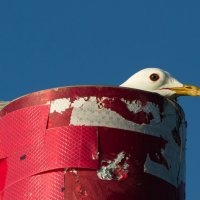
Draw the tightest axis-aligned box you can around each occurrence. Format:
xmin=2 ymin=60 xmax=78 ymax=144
xmin=0 ymin=86 xmax=186 ymax=199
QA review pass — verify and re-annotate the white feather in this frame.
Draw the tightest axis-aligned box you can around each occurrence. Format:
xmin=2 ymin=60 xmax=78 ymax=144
xmin=120 ymin=68 xmax=183 ymax=97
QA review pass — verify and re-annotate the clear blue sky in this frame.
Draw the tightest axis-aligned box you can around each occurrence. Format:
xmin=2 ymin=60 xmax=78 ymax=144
xmin=0 ymin=1 xmax=199 ymax=199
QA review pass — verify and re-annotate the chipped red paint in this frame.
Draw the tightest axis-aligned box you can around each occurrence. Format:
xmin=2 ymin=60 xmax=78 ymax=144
xmin=0 ymin=86 xmax=185 ymax=200
xmin=99 ymin=98 xmax=154 ymax=124
xmin=0 ymin=86 xmax=164 ymax=127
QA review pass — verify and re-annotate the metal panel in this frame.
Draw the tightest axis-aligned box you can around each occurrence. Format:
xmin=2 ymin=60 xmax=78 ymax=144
xmin=0 ymin=86 xmax=186 ymax=199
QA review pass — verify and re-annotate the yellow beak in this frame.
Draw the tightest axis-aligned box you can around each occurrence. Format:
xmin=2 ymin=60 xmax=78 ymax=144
xmin=169 ymin=84 xmax=200 ymax=96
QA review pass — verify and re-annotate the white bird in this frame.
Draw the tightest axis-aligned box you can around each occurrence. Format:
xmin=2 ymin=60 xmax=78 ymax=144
xmin=120 ymin=68 xmax=200 ymax=99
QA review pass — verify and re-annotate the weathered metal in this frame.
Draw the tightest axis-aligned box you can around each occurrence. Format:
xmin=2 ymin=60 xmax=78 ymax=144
xmin=0 ymin=86 xmax=186 ymax=199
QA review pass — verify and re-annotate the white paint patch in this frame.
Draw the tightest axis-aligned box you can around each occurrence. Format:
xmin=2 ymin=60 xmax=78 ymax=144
xmin=71 ymin=100 xmax=150 ymax=134
xmin=144 ymin=102 xmax=186 ymax=187
xmin=49 ymin=98 xmax=71 ymax=113
xmin=72 ymin=97 xmax=89 ymax=108
xmin=97 ymin=151 xmax=129 ymax=180
xmin=143 ymin=102 xmax=161 ymax=124
xmin=121 ymin=99 xmax=142 ymax=113
xmin=70 ymin=97 xmax=164 ymax=137
xmin=144 ymin=154 xmax=176 ymax=185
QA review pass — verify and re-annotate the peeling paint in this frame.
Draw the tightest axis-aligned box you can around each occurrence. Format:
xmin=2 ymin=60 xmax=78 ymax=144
xmin=121 ymin=99 xmax=142 ymax=113
xmin=49 ymin=98 xmax=71 ymax=113
xmin=121 ymin=99 xmax=161 ymax=124
xmin=143 ymin=102 xmax=161 ymax=124
xmin=144 ymin=154 xmax=174 ymax=183
xmin=48 ymin=96 xmax=185 ymax=187
xmin=97 ymin=151 xmax=130 ymax=181
xmin=72 ymin=98 xmax=88 ymax=108
xmin=71 ymin=99 xmax=145 ymax=130
xmin=143 ymin=102 xmax=186 ymax=187
xmin=49 ymin=96 xmax=161 ymax=127
xmin=70 ymin=97 xmax=163 ymax=136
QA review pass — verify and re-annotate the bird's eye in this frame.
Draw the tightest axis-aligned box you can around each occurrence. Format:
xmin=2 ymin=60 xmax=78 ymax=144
xmin=149 ymin=73 xmax=160 ymax=81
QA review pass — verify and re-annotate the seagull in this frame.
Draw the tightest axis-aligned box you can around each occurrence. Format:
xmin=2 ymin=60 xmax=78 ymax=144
xmin=120 ymin=68 xmax=200 ymax=99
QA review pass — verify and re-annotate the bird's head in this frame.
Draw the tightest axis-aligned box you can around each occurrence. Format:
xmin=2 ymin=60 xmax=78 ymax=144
xmin=120 ymin=68 xmax=200 ymax=99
